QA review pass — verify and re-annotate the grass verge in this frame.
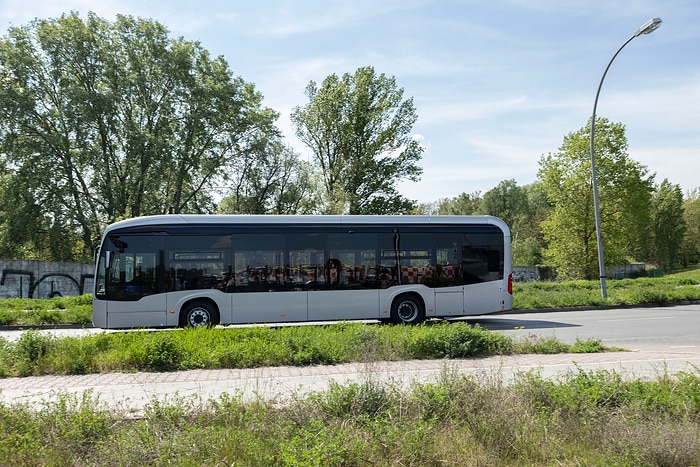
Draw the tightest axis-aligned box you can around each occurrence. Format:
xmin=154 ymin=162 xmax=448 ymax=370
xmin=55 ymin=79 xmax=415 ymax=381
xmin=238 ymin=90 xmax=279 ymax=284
xmin=0 ymin=365 xmax=697 ymax=465
xmin=0 ymin=322 xmax=605 ymax=377
xmin=0 ymin=294 xmax=92 ymax=326
xmin=513 ymin=267 xmax=700 ymax=309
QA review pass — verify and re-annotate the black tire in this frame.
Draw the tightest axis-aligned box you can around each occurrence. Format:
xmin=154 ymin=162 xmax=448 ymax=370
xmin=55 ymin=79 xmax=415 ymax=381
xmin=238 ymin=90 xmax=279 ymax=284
xmin=180 ymin=300 xmax=219 ymax=328
xmin=390 ymin=294 xmax=425 ymax=325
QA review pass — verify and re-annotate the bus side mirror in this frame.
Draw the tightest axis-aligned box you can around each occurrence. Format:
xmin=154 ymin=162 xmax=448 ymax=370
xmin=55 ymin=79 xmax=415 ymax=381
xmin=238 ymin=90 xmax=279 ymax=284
xmin=105 ymin=250 xmax=113 ymax=269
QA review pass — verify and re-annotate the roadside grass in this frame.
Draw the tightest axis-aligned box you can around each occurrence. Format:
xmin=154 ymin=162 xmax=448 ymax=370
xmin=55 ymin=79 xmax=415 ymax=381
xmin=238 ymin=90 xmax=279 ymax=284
xmin=0 ymin=322 xmax=606 ymax=377
xmin=513 ymin=266 xmax=700 ymax=309
xmin=0 ymin=294 xmax=92 ymax=326
xmin=0 ymin=365 xmax=697 ymax=465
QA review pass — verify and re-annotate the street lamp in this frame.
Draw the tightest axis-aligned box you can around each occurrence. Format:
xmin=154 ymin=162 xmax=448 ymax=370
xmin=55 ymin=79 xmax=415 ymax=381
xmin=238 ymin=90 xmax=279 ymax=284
xmin=590 ymin=17 xmax=661 ymax=298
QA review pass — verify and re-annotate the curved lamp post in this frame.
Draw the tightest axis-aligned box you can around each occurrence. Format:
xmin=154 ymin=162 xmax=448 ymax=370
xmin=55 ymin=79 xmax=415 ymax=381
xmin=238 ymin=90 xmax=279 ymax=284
xmin=590 ymin=17 xmax=661 ymax=298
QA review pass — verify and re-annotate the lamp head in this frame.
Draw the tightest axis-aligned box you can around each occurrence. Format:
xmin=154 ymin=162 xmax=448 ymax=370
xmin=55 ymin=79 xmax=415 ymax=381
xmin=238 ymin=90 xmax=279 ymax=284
xmin=634 ymin=17 xmax=662 ymax=37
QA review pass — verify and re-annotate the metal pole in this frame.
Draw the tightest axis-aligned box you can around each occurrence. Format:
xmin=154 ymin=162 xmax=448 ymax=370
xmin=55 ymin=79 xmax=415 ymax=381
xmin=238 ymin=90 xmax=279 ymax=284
xmin=589 ymin=18 xmax=661 ymax=299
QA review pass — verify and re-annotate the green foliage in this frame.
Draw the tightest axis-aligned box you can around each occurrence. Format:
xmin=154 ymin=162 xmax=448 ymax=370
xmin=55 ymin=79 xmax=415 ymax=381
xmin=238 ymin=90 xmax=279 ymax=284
xmin=0 ymin=295 xmax=92 ymax=325
xmin=408 ymin=322 xmax=513 ymax=358
xmin=478 ymin=179 xmax=528 ymax=230
xmin=310 ymin=379 xmax=396 ymax=419
xmin=512 ymin=235 xmax=543 ymax=266
xmin=649 ymin=179 xmax=686 ymax=273
xmin=291 ymin=65 xmax=423 ymax=214
xmin=143 ymin=333 xmax=183 ymax=372
xmin=538 ymin=118 xmax=654 ymax=279
xmin=521 ymin=366 xmax=700 ymax=420
xmin=11 ymin=330 xmax=55 ymax=376
xmin=217 ymin=141 xmax=320 ymax=215
xmin=0 ymin=13 xmax=281 ymax=260
xmin=435 ymin=191 xmax=481 ymax=215
xmin=681 ymin=188 xmax=700 ymax=267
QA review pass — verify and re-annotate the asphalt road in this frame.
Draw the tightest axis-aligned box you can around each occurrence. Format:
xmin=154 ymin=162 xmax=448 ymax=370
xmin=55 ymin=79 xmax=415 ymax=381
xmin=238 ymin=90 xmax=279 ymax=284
xmin=464 ymin=303 xmax=700 ymax=351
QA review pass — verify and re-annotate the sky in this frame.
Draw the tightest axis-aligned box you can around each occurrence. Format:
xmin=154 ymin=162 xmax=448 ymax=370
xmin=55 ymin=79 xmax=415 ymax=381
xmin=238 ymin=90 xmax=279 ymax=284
xmin=1 ymin=0 xmax=698 ymax=204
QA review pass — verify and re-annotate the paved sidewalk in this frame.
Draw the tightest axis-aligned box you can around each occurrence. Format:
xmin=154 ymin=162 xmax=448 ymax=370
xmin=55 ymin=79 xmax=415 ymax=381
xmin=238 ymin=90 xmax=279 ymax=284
xmin=2 ymin=348 xmax=699 ymax=414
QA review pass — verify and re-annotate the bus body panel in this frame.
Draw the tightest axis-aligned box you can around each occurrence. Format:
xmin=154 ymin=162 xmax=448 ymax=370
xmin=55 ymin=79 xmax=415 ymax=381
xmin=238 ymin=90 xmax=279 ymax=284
xmin=231 ymin=291 xmax=307 ymax=323
xmin=92 ymin=214 xmax=513 ymax=328
xmin=465 ymin=280 xmax=511 ymax=315
xmin=101 ymin=294 xmax=168 ymax=328
xmin=307 ymin=289 xmax=379 ymax=321
xmin=92 ymin=298 xmax=108 ymax=328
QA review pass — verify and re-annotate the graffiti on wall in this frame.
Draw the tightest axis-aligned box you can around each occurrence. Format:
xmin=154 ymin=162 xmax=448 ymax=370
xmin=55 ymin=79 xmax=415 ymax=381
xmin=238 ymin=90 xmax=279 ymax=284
xmin=0 ymin=261 xmax=94 ymax=299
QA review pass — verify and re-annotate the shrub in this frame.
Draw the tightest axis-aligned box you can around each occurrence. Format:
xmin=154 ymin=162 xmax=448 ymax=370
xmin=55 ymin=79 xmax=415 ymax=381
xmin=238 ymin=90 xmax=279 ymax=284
xmin=143 ymin=333 xmax=183 ymax=372
xmin=310 ymin=379 xmax=396 ymax=419
xmin=13 ymin=330 xmax=54 ymax=376
xmin=409 ymin=322 xmax=513 ymax=359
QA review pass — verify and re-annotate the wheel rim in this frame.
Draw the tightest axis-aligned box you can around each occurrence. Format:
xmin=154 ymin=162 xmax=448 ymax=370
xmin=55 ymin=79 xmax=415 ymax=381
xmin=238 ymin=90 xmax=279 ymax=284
xmin=188 ymin=308 xmax=210 ymax=327
xmin=397 ymin=300 xmax=418 ymax=322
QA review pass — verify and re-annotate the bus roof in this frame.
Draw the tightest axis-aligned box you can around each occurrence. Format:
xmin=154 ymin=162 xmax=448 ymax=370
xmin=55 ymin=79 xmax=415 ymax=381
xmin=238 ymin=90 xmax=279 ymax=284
xmin=103 ymin=214 xmax=510 ymax=235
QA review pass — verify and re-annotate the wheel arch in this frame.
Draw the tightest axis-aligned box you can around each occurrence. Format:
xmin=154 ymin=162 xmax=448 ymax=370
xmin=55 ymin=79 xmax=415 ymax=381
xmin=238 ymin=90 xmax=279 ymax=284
xmin=390 ymin=291 xmax=427 ymax=325
xmin=178 ymin=297 xmax=221 ymax=327
xmin=380 ymin=286 xmax=433 ymax=319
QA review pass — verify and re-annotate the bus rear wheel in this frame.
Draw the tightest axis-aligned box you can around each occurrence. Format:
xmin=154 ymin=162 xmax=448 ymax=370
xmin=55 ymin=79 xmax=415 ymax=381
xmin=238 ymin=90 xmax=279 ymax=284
xmin=180 ymin=300 xmax=219 ymax=328
xmin=390 ymin=294 xmax=425 ymax=325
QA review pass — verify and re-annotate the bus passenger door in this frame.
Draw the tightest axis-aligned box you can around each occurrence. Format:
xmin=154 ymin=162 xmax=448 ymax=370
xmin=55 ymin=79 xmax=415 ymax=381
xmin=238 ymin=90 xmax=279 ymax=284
xmin=307 ymin=238 xmax=381 ymax=322
xmin=230 ymin=234 xmax=308 ymax=323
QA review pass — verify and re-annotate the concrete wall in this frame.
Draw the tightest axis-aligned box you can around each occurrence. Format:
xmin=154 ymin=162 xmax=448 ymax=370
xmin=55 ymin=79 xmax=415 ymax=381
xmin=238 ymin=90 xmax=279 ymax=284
xmin=0 ymin=260 xmax=94 ymax=299
xmin=513 ymin=264 xmax=646 ymax=282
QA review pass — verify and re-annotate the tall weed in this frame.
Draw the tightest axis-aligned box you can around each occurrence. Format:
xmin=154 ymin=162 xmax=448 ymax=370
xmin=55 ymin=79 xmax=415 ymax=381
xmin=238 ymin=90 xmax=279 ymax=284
xmin=12 ymin=330 xmax=54 ymax=376
xmin=0 ymin=369 xmax=699 ymax=465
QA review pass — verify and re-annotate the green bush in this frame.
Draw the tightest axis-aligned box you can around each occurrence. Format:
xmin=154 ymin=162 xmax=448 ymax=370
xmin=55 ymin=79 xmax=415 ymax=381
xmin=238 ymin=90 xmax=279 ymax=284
xmin=12 ymin=330 xmax=54 ymax=376
xmin=311 ymin=379 xmax=396 ymax=419
xmin=143 ymin=333 xmax=183 ymax=372
xmin=408 ymin=322 xmax=512 ymax=358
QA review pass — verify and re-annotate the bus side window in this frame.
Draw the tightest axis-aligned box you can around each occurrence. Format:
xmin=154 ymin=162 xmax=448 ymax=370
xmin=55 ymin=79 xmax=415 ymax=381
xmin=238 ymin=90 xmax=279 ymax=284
xmin=488 ymin=250 xmax=500 ymax=272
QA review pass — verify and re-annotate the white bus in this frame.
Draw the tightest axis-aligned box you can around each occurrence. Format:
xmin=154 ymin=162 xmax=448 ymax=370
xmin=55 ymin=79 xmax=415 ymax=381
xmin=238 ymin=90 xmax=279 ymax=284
xmin=92 ymin=215 xmax=512 ymax=328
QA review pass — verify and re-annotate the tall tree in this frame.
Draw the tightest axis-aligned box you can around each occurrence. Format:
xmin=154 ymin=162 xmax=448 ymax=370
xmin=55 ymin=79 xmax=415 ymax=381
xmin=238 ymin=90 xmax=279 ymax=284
xmin=478 ymin=179 xmax=528 ymax=230
xmin=436 ymin=191 xmax=481 ymax=215
xmin=290 ymin=66 xmax=423 ymax=214
xmin=218 ymin=138 xmax=319 ymax=214
xmin=649 ymin=180 xmax=686 ymax=272
xmin=538 ymin=118 xmax=654 ymax=279
xmin=0 ymin=13 xmax=278 ymax=260
xmin=680 ymin=189 xmax=700 ymax=268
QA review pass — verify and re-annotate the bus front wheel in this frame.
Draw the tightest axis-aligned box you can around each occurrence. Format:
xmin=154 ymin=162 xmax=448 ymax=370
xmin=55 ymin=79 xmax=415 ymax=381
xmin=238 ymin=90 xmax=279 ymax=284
xmin=180 ymin=300 xmax=219 ymax=328
xmin=390 ymin=295 xmax=425 ymax=325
